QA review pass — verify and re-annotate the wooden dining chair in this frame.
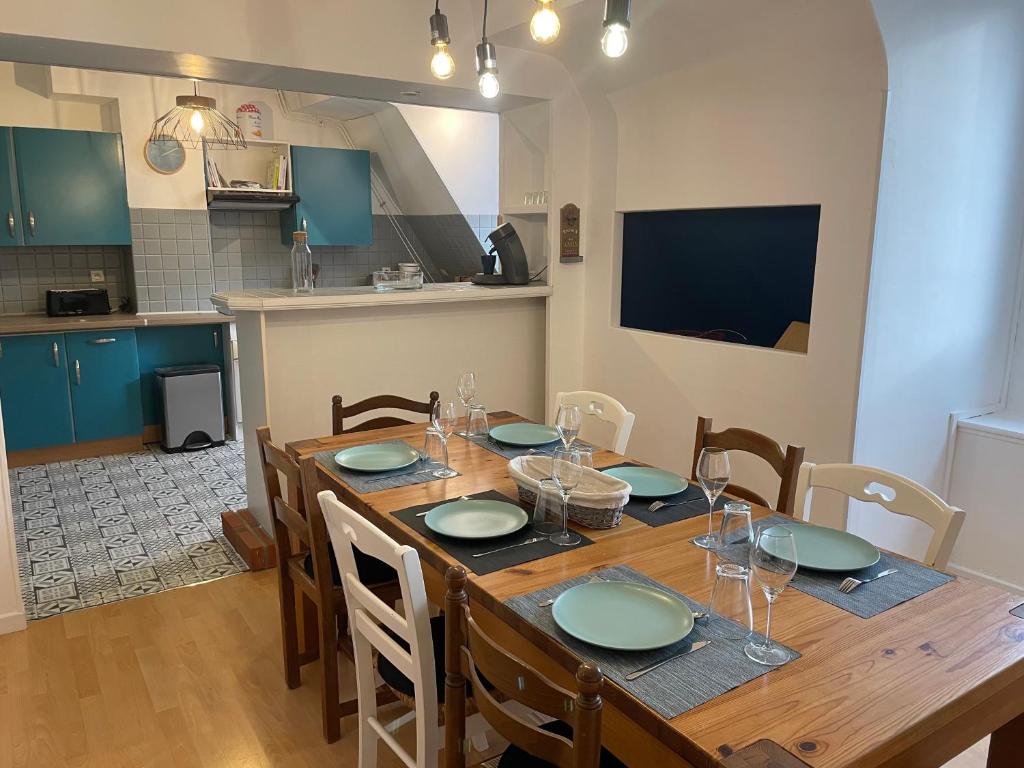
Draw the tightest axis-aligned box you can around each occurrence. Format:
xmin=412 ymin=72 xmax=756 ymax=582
xmin=691 ymin=416 xmax=805 ymax=515
xmin=444 ymin=566 xmax=625 ymax=768
xmin=316 ymin=488 xmax=491 ymax=767
xmin=332 ymin=391 xmax=441 ymax=435
xmin=554 ymin=391 xmax=636 ymax=454
xmin=256 ymin=427 xmax=400 ymax=743
xmin=793 ymin=462 xmax=966 ymax=569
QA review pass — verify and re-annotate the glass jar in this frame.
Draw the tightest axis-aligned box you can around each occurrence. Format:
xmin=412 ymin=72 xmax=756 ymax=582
xmin=290 ymin=230 xmax=313 ymax=293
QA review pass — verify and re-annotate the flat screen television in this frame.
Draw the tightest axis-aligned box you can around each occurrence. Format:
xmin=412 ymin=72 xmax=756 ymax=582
xmin=619 ymin=205 xmax=821 ymax=352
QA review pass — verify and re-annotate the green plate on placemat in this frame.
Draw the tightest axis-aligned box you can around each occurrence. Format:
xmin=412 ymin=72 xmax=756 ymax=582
xmin=424 ymin=499 xmax=529 ymax=540
xmin=334 ymin=443 xmax=420 ymax=473
xmin=601 ymin=466 xmax=687 ymax=498
xmin=552 ymin=581 xmax=694 ymax=651
xmin=489 ymin=423 xmax=561 ymax=448
xmin=763 ymin=523 xmax=880 ymax=572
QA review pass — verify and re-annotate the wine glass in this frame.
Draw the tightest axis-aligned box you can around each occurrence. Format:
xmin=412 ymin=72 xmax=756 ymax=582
xmin=745 ymin=526 xmax=798 ymax=666
xmin=431 ymin=400 xmax=458 ymax=479
xmin=694 ymin=447 xmax=730 ymax=549
xmin=456 ymin=372 xmax=477 ymax=436
xmin=550 ymin=447 xmax=583 ymax=547
xmin=555 ymin=404 xmax=582 ymax=449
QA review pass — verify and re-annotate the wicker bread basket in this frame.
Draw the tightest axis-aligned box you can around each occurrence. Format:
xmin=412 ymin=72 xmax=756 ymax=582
xmin=508 ymin=455 xmax=632 ymax=529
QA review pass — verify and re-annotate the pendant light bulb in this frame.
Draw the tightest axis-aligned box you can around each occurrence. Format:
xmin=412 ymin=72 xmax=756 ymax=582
xmin=601 ymin=0 xmax=631 ymax=58
xmin=478 ymin=71 xmax=500 ymax=99
xmin=190 ymin=109 xmax=205 ymax=132
xmin=430 ymin=42 xmax=455 ymax=79
xmin=530 ymin=0 xmax=560 ymax=44
xmin=475 ymin=39 xmax=499 ymax=99
xmin=429 ymin=5 xmax=455 ymax=81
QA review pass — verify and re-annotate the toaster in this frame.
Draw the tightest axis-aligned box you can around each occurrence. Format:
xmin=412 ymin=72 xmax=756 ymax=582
xmin=46 ymin=288 xmax=112 ymax=317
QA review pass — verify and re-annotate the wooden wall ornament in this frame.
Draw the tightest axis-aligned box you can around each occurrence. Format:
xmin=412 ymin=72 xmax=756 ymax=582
xmin=559 ymin=203 xmax=581 ymax=263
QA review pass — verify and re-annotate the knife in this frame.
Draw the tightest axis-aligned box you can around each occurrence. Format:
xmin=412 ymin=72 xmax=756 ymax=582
xmin=624 ymin=640 xmax=711 ymax=681
xmin=472 ymin=536 xmax=549 ymax=558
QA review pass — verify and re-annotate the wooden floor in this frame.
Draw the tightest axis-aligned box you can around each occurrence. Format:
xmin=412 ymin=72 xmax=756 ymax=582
xmin=0 ymin=570 xmax=991 ymax=767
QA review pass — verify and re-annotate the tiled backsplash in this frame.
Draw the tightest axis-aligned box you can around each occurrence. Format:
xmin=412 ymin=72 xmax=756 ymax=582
xmin=0 ymin=246 xmax=129 ymax=314
xmin=0 ymin=208 xmax=500 ymax=315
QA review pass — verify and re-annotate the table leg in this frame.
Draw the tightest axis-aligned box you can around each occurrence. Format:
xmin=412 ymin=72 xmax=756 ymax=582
xmin=988 ymin=712 xmax=1024 ymax=768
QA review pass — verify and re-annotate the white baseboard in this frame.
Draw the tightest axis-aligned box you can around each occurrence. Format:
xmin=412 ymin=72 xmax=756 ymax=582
xmin=947 ymin=562 xmax=1024 ymax=596
xmin=0 ymin=609 xmax=27 ymax=635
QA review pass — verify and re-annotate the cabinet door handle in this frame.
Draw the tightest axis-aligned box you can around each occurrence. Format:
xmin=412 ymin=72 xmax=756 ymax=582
xmin=6 ymin=211 xmax=13 ymax=238
xmin=74 ymin=359 xmax=81 ymax=385
xmin=301 ymin=217 xmax=307 ymax=231
xmin=213 ymin=330 xmax=219 ymax=348
xmin=88 ymin=337 xmax=117 ymax=345
xmin=27 ymin=211 xmax=35 ymax=237
xmin=52 ymin=342 xmax=59 ymax=367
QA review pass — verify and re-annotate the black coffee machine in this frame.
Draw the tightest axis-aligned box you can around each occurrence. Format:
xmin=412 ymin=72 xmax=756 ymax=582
xmin=471 ymin=222 xmax=531 ymax=285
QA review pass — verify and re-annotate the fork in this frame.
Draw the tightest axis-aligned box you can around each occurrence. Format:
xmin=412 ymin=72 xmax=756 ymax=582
xmin=839 ymin=568 xmax=898 ymax=594
xmin=647 ymin=499 xmax=690 ymax=513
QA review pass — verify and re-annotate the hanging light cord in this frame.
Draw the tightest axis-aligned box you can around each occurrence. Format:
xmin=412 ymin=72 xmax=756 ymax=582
xmin=482 ymin=0 xmax=489 ymax=40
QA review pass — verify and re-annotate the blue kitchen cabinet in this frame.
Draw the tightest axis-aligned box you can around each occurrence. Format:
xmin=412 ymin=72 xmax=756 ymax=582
xmin=13 ymin=127 xmax=131 ymax=246
xmin=0 ymin=334 xmax=74 ymax=451
xmin=0 ymin=129 xmax=23 ymax=246
xmin=65 ymin=329 xmax=142 ymax=442
xmin=136 ymin=324 xmax=226 ymax=426
xmin=281 ymin=146 xmax=371 ymax=246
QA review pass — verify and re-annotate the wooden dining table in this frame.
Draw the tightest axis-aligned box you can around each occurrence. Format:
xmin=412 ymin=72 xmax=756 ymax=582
xmin=287 ymin=413 xmax=1024 ymax=768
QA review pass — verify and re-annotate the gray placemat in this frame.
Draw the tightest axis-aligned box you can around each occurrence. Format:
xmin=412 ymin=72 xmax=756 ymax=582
xmin=314 ymin=442 xmax=460 ymax=494
xmin=459 ymin=431 xmax=592 ymax=460
xmin=1011 ymin=603 xmax=1024 ymax=620
xmin=715 ymin=515 xmax=955 ymax=619
xmin=603 ymin=462 xmax=726 ymax=527
xmin=505 ymin=565 xmax=800 ymax=719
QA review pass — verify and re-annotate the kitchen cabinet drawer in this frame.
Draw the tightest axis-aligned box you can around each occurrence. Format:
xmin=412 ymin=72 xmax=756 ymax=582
xmin=65 ymin=329 xmax=142 ymax=442
xmin=136 ymin=324 xmax=226 ymax=426
xmin=281 ymin=146 xmax=371 ymax=246
xmin=0 ymin=333 xmax=75 ymax=451
xmin=13 ymin=127 xmax=131 ymax=246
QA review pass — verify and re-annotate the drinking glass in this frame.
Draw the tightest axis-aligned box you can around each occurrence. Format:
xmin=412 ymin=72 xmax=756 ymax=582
xmin=532 ymin=479 xmax=562 ymax=535
xmin=550 ymin=447 xmax=583 ymax=547
xmin=706 ymin=563 xmax=753 ymax=641
xmin=574 ymin=445 xmax=594 ymax=470
xmin=717 ymin=501 xmax=754 ymax=561
xmin=456 ymin=372 xmax=477 ymax=436
xmin=694 ymin=447 xmax=730 ymax=549
xmin=745 ymin=526 xmax=798 ymax=666
xmin=555 ymin=404 xmax=582 ymax=449
xmin=465 ymin=405 xmax=489 ymax=438
xmin=431 ymin=400 xmax=458 ymax=479
xmin=420 ymin=427 xmax=445 ymax=464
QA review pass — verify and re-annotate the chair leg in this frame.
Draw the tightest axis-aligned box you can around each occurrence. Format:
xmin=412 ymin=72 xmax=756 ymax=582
xmin=277 ymin=571 xmax=301 ymax=689
xmin=319 ymin=606 xmax=342 ymax=743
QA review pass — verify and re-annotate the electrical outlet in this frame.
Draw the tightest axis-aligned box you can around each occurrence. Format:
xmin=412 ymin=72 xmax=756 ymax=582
xmin=90 ymin=269 xmax=105 ymax=283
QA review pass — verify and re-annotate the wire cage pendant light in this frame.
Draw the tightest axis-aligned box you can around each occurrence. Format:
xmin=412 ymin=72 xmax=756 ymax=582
xmin=150 ymin=81 xmax=247 ymax=150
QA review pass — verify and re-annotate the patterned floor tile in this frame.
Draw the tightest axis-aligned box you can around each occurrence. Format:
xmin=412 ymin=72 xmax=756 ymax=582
xmin=10 ymin=441 xmax=248 ymax=620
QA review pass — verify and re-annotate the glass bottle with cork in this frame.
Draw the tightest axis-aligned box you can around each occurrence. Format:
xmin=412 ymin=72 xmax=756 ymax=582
xmin=290 ymin=230 xmax=313 ymax=292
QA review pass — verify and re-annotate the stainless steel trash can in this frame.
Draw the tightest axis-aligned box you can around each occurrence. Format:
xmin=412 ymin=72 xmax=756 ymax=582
xmin=155 ymin=364 xmax=225 ymax=452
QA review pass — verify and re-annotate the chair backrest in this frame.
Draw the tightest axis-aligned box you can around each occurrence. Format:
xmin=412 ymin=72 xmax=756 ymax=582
xmin=554 ymin=391 xmax=635 ymax=454
xmin=691 ymin=416 xmax=805 ymax=516
xmin=443 ymin=566 xmax=604 ymax=768
xmin=315 ymin=485 xmax=438 ymax=767
xmin=332 ymin=391 xmax=440 ymax=436
xmin=256 ymin=426 xmax=311 ymax=557
xmin=793 ymin=462 xmax=966 ymax=569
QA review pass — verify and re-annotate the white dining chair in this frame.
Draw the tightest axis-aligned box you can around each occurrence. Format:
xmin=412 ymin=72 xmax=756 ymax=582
xmin=792 ymin=462 xmax=966 ymax=569
xmin=554 ymin=390 xmax=636 ymax=454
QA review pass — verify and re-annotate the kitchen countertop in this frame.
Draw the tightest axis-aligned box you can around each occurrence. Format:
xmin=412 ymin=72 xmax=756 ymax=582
xmin=0 ymin=311 xmax=229 ymax=334
xmin=210 ymin=282 xmax=552 ymax=313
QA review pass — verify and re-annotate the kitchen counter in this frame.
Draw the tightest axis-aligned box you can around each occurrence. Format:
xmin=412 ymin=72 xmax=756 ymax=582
xmin=210 ymin=282 xmax=552 ymax=313
xmin=0 ymin=311 xmax=228 ymax=334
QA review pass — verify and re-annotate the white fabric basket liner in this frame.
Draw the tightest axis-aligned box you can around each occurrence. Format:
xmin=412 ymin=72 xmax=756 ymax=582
xmin=508 ymin=455 xmax=632 ymax=509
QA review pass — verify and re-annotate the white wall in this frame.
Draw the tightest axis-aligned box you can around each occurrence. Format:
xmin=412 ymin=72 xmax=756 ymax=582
xmin=853 ymin=0 xmax=1024 ymax=561
xmin=396 ymin=104 xmax=499 ymax=215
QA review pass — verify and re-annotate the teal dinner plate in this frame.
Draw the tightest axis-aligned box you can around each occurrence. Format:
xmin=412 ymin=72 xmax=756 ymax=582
xmin=424 ymin=499 xmax=529 ymax=540
xmin=552 ymin=581 xmax=694 ymax=651
xmin=601 ymin=467 xmax=687 ymax=498
xmin=762 ymin=523 xmax=881 ymax=572
xmin=489 ymin=423 xmax=561 ymax=448
xmin=334 ymin=443 xmax=420 ymax=473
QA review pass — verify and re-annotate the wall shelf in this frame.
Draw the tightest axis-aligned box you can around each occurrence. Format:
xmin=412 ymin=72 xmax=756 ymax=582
xmin=502 ymin=206 xmax=548 ymax=217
